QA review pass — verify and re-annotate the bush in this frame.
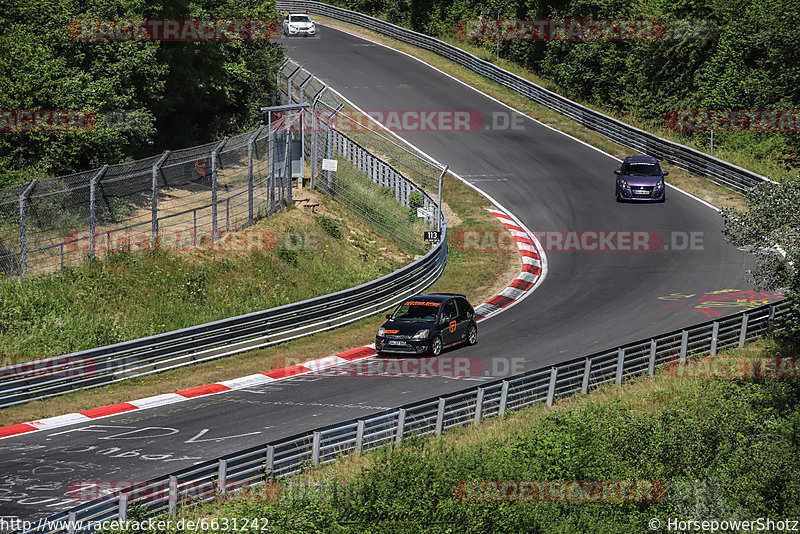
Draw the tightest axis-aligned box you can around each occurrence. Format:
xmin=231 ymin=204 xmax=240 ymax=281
xmin=317 ymin=215 xmax=343 ymax=239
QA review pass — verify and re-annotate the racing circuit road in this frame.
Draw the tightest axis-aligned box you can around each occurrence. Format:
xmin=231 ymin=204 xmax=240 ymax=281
xmin=0 ymin=24 xmax=760 ymax=525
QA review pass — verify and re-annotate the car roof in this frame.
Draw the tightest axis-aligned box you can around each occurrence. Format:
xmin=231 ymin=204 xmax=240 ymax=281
xmin=623 ymin=155 xmax=659 ymax=163
xmin=404 ymin=293 xmax=466 ymax=303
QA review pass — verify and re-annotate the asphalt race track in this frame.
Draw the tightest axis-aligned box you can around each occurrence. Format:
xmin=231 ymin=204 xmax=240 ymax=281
xmin=0 ymin=25 xmax=759 ymax=525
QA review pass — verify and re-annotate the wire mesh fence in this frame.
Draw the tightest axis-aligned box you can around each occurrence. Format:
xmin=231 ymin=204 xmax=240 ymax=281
xmin=0 ymin=117 xmax=302 ymax=279
xmin=278 ymin=59 xmax=447 ymax=256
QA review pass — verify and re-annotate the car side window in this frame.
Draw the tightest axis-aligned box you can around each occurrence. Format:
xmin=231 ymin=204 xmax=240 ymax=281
xmin=442 ymin=300 xmax=457 ymax=321
xmin=459 ymin=298 xmax=473 ymax=318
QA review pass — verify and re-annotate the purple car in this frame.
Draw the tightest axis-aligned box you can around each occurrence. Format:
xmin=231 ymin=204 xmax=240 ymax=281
xmin=615 ymin=155 xmax=668 ymax=202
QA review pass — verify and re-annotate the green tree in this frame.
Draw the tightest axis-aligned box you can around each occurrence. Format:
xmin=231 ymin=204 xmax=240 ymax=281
xmin=722 ymin=176 xmax=800 ymax=347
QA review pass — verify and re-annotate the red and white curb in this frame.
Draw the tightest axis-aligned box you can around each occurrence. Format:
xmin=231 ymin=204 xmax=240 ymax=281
xmin=0 ymin=209 xmax=544 ymax=441
xmin=474 ymin=209 xmax=544 ymax=321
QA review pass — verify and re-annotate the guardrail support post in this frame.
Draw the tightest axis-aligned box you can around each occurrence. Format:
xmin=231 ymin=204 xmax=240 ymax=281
xmin=648 ymin=339 xmax=657 ymax=376
xmin=710 ymin=321 xmax=720 ymax=355
xmin=266 ymin=445 xmax=275 ymax=475
xmin=18 ymin=179 xmax=36 ymax=279
xmin=211 ymin=138 xmax=229 ymax=240
xmin=615 ymin=348 xmax=625 ymax=385
xmin=68 ymin=511 xmax=76 ymax=534
xmin=546 ymin=367 xmax=557 ymax=406
xmin=312 ymin=431 xmax=321 ymax=467
xmin=355 ymin=420 xmax=365 ymax=455
xmin=218 ymin=459 xmax=228 ymax=497
xmin=395 ymin=408 xmax=406 ymax=446
xmin=738 ymin=314 xmax=749 ymax=348
xmin=767 ymin=305 xmax=776 ymax=335
xmin=581 ymin=358 xmax=591 ymax=394
xmin=435 ymin=398 xmax=445 ymax=435
xmin=151 ymin=151 xmax=169 ymax=241
xmin=168 ymin=475 xmax=178 ymax=517
xmin=89 ymin=165 xmax=108 ymax=256
xmin=499 ymin=381 xmax=509 ymax=416
xmin=119 ymin=492 xmax=128 ymax=522
xmin=473 ymin=388 xmax=485 ymax=425
xmin=679 ymin=330 xmax=689 ymax=364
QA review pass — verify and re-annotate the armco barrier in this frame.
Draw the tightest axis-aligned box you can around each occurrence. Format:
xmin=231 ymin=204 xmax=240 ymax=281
xmin=0 ymin=130 xmax=447 ymax=408
xmin=21 ymin=300 xmax=790 ymax=533
xmin=276 ymin=0 xmax=774 ymax=192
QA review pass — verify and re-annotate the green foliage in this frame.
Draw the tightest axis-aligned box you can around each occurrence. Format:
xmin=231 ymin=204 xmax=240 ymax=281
xmin=317 ymin=215 xmax=343 ymax=239
xmin=722 ymin=176 xmax=800 ymax=347
xmin=0 ymin=0 xmax=284 ymax=187
xmin=277 ymin=246 xmax=299 ymax=266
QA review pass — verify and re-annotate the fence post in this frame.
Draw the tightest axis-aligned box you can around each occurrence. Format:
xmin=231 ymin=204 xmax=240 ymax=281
xmin=355 ymin=420 xmax=365 ymax=455
xmin=581 ymin=357 xmax=591 ymax=394
xmin=710 ymin=321 xmax=720 ymax=356
xmin=395 ymin=408 xmax=406 ymax=446
xmin=738 ymin=313 xmax=749 ymax=348
xmin=679 ymin=330 xmax=689 ymax=364
xmin=119 ymin=492 xmax=128 ymax=522
xmin=473 ymin=388 xmax=485 ymax=424
xmin=247 ymin=126 xmax=263 ymax=225
xmin=767 ymin=305 xmax=776 ymax=335
xmin=298 ymin=75 xmax=314 ymax=187
xmin=615 ymin=348 xmax=625 ymax=385
xmin=435 ymin=398 xmax=445 ymax=435
xmin=648 ymin=339 xmax=657 ymax=376
xmin=89 ymin=165 xmax=108 ymax=257
xmin=151 ymin=151 xmax=170 ymax=241
xmin=312 ymin=431 xmax=321 ymax=467
xmin=546 ymin=367 xmax=557 ymax=406
xmin=309 ymin=86 xmax=327 ymax=189
xmin=168 ymin=475 xmax=178 ymax=517
xmin=211 ymin=138 xmax=228 ymax=240
xmin=18 ymin=179 xmax=36 ymax=278
xmin=266 ymin=445 xmax=275 ymax=475
xmin=283 ymin=123 xmax=292 ymax=204
xmin=218 ymin=459 xmax=227 ymax=497
xmin=499 ymin=381 xmax=509 ymax=416
xmin=68 ymin=511 xmax=76 ymax=534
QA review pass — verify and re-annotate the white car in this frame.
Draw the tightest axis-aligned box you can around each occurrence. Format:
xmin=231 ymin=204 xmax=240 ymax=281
xmin=282 ymin=12 xmax=316 ymax=36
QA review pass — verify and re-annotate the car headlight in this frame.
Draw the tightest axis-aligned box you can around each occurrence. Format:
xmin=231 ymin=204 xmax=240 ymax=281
xmin=412 ymin=329 xmax=429 ymax=340
xmin=377 ymin=327 xmax=385 ymax=336
xmin=655 ymin=180 xmax=663 ymax=189
xmin=620 ymin=179 xmax=629 ymax=188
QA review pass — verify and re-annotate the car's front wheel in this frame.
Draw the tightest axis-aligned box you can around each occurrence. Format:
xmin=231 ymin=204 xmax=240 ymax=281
xmin=430 ymin=336 xmax=442 ymax=357
xmin=467 ymin=324 xmax=478 ymax=345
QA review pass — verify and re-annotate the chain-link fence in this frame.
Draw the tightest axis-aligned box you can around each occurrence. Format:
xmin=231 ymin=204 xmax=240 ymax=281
xmin=0 ymin=117 xmax=302 ymax=278
xmin=278 ymin=59 xmax=447 ymax=255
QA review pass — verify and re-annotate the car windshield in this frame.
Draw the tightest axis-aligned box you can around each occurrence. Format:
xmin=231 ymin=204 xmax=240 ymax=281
xmin=391 ymin=301 xmax=439 ymax=322
xmin=622 ymin=161 xmax=662 ymax=176
xmin=290 ymin=15 xmax=311 ymax=23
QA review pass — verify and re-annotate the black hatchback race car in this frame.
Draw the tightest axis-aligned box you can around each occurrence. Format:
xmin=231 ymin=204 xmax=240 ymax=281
xmin=375 ymin=293 xmax=478 ymax=356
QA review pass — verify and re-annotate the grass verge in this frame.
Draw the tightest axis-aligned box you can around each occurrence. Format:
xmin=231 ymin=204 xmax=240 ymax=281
xmin=110 ymin=342 xmax=800 ymax=534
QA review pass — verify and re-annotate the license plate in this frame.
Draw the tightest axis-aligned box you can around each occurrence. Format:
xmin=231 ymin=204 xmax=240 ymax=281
xmin=388 ymin=340 xmax=408 ymax=346
xmin=634 ymin=190 xmax=649 ymax=195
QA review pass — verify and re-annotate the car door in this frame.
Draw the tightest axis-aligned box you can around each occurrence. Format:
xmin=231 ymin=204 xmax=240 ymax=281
xmin=440 ymin=299 xmax=459 ymax=345
xmin=456 ymin=298 xmax=473 ymax=341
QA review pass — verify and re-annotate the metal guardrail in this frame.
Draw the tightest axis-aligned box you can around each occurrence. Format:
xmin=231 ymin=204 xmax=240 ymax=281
xmin=23 ymin=300 xmax=790 ymax=533
xmin=276 ymin=0 xmax=774 ymax=192
xmin=0 ymin=130 xmax=447 ymax=408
